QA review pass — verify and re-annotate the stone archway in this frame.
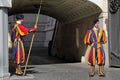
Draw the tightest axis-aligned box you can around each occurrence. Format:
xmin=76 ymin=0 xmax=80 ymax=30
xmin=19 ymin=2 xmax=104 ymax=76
xmin=9 ymin=0 xmax=108 ymax=64
xmin=8 ymin=0 xmax=109 ymax=74
xmin=0 ymin=0 xmax=109 ymax=79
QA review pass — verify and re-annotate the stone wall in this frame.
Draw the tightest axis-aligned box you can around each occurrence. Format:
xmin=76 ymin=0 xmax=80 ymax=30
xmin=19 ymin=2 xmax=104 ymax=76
xmin=8 ymin=14 xmax=56 ymax=48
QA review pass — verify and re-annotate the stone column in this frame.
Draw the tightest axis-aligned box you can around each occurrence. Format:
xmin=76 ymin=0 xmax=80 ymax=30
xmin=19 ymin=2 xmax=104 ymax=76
xmin=0 ymin=0 xmax=12 ymax=79
xmin=0 ymin=8 xmax=10 ymax=79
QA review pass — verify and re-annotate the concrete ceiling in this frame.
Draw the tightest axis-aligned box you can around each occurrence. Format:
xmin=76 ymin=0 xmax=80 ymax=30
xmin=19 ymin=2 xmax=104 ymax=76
xmin=9 ymin=0 xmax=102 ymax=23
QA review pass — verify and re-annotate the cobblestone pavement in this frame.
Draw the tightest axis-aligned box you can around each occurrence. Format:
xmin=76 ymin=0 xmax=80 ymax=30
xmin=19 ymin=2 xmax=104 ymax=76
xmin=9 ymin=47 xmax=120 ymax=80
xmin=10 ymin=63 xmax=120 ymax=80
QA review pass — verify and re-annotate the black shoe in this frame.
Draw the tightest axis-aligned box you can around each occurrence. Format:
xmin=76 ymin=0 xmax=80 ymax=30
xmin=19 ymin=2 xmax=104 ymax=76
xmin=98 ymin=73 xmax=105 ymax=77
xmin=15 ymin=73 xmax=23 ymax=76
xmin=89 ymin=73 xmax=94 ymax=77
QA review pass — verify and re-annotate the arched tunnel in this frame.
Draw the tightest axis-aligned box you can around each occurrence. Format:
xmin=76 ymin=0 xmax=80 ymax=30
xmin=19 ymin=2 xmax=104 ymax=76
xmin=3 ymin=0 xmax=120 ymax=79
xmin=8 ymin=0 xmax=103 ymax=63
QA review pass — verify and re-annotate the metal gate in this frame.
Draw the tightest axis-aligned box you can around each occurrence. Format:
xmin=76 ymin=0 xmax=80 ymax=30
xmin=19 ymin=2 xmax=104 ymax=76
xmin=109 ymin=0 xmax=120 ymax=67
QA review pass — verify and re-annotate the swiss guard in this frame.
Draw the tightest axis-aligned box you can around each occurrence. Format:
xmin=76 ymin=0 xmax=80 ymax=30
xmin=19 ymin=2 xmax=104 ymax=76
xmin=84 ymin=19 xmax=107 ymax=77
xmin=11 ymin=14 xmax=37 ymax=75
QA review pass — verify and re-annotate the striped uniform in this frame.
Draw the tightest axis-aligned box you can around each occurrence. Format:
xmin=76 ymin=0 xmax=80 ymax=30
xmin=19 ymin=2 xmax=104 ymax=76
xmin=84 ymin=28 xmax=107 ymax=66
xmin=12 ymin=23 xmax=30 ymax=64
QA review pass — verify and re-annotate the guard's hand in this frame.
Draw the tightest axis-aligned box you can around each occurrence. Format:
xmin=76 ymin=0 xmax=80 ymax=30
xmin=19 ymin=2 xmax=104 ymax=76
xmin=34 ymin=25 xmax=37 ymax=28
xmin=32 ymin=27 xmax=37 ymax=32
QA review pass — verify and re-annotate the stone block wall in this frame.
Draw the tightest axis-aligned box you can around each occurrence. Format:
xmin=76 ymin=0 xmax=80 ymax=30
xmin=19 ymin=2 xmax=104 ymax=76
xmin=53 ymin=13 xmax=100 ymax=62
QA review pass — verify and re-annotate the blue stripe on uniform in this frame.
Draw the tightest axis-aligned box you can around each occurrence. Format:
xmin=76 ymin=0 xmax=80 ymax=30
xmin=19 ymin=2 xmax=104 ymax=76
xmin=14 ymin=39 xmax=18 ymax=62
xmin=91 ymin=29 xmax=97 ymax=48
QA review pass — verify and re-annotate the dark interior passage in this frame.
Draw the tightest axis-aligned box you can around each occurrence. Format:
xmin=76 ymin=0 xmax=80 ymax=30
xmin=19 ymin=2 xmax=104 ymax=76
xmin=9 ymin=0 xmax=102 ymax=68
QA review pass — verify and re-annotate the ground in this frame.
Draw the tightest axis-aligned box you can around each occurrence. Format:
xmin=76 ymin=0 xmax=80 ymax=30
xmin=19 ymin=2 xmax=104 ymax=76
xmin=9 ymin=47 xmax=120 ymax=80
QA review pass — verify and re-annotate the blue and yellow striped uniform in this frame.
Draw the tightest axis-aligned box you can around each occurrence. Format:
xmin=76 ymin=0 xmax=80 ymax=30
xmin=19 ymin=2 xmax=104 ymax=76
xmin=84 ymin=28 xmax=107 ymax=66
xmin=12 ymin=24 xmax=30 ymax=64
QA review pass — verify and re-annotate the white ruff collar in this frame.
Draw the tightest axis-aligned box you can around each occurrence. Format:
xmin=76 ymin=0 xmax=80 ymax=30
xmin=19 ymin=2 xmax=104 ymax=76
xmin=93 ymin=27 xmax=99 ymax=30
xmin=16 ymin=21 xmax=21 ymax=24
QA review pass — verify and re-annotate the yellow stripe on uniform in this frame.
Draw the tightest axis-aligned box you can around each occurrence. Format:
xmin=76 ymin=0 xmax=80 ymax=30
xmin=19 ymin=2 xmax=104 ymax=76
xmin=87 ymin=47 xmax=92 ymax=65
xmin=93 ymin=48 xmax=96 ymax=66
xmin=17 ymin=39 xmax=20 ymax=64
xmin=102 ymin=30 xmax=107 ymax=44
xmin=17 ymin=27 xmax=26 ymax=36
xmin=87 ymin=31 xmax=91 ymax=44
xmin=97 ymin=48 xmax=100 ymax=65
xmin=21 ymin=40 xmax=25 ymax=63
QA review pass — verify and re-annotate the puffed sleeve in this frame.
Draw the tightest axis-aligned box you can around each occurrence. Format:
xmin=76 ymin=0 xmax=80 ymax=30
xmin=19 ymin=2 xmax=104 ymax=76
xmin=84 ymin=30 xmax=92 ymax=45
xmin=101 ymin=30 xmax=107 ymax=44
xmin=17 ymin=24 xmax=30 ymax=36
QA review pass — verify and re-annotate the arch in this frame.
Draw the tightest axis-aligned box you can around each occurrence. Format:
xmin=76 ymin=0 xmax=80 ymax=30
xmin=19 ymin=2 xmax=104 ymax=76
xmin=89 ymin=0 xmax=108 ymax=12
xmin=9 ymin=0 xmax=102 ymax=23
xmin=9 ymin=0 xmax=105 ymax=63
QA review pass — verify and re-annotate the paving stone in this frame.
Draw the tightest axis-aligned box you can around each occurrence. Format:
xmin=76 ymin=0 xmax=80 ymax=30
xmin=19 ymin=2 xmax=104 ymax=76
xmin=10 ymin=74 xmax=34 ymax=80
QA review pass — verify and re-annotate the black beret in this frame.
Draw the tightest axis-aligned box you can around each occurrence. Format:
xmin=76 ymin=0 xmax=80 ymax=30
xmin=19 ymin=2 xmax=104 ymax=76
xmin=93 ymin=19 xmax=99 ymax=24
xmin=16 ymin=14 xmax=24 ymax=20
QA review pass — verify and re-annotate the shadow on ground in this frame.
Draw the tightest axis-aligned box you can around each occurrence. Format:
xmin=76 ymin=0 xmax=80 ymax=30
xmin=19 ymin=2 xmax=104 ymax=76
xmin=9 ymin=47 xmax=68 ymax=75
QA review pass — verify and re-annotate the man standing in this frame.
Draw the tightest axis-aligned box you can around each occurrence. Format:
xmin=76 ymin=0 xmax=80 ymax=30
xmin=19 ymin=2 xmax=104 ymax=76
xmin=11 ymin=14 xmax=37 ymax=75
xmin=84 ymin=19 xmax=107 ymax=77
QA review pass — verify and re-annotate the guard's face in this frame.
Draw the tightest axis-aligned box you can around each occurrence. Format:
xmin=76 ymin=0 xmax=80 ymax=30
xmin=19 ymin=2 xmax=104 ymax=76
xmin=94 ymin=22 xmax=99 ymax=28
xmin=20 ymin=19 xmax=24 ymax=22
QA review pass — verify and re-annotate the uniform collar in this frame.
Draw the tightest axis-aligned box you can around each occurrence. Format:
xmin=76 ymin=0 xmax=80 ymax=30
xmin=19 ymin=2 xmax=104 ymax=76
xmin=16 ymin=21 xmax=21 ymax=24
xmin=93 ymin=27 xmax=99 ymax=30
